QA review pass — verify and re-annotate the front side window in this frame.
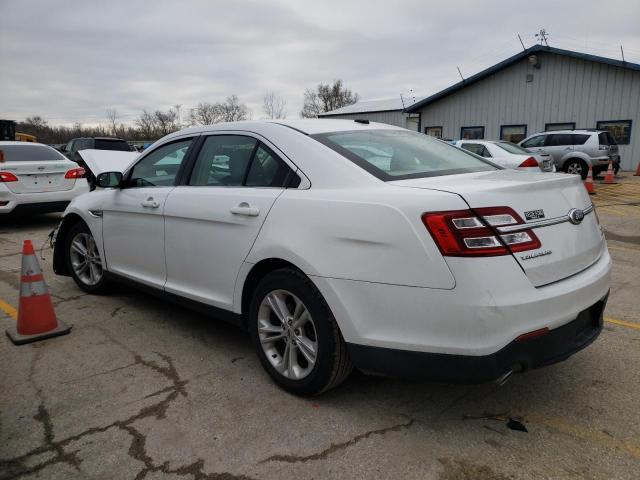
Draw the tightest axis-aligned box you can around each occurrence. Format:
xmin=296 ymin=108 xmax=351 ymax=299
xmin=521 ymin=135 xmax=545 ymax=148
xmin=500 ymin=125 xmax=527 ymax=143
xmin=128 ymin=139 xmax=192 ymax=187
xmin=460 ymin=126 xmax=484 ymax=140
xmin=189 ymin=135 xmax=257 ymax=186
xmin=545 ymin=134 xmax=574 ymax=146
xmin=313 ymin=129 xmax=496 ymax=181
xmin=597 ymin=120 xmax=630 ymax=144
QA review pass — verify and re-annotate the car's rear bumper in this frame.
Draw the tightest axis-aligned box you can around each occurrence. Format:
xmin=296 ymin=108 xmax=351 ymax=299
xmin=347 ymin=294 xmax=607 ymax=383
xmin=0 ymin=181 xmax=89 ymax=215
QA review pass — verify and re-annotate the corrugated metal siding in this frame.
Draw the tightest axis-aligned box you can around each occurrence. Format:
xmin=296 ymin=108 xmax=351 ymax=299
xmin=417 ymin=52 xmax=640 ymax=170
xmin=318 ymin=111 xmax=412 ymax=129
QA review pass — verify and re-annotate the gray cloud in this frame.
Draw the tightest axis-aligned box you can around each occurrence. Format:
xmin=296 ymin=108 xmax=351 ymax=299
xmin=1 ymin=0 xmax=639 ymax=125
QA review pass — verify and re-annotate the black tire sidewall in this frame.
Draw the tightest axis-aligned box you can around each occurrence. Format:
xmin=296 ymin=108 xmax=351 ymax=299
xmin=248 ymin=269 xmax=339 ymax=396
xmin=564 ymin=159 xmax=588 ymax=179
xmin=65 ymin=222 xmax=108 ymax=294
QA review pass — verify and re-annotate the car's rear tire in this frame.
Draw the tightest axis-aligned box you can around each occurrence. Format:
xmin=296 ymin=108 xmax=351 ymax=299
xmin=248 ymin=268 xmax=352 ymax=395
xmin=65 ymin=222 xmax=108 ymax=294
xmin=563 ymin=159 xmax=588 ymax=179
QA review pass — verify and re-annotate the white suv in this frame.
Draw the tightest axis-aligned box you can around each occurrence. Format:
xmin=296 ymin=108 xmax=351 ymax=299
xmin=519 ymin=130 xmax=619 ymax=179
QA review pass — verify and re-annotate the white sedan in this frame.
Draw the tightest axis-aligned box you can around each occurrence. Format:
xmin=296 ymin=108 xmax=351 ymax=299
xmin=52 ymin=120 xmax=610 ymax=395
xmin=0 ymin=142 xmax=89 ymax=216
xmin=453 ymin=139 xmax=555 ymax=172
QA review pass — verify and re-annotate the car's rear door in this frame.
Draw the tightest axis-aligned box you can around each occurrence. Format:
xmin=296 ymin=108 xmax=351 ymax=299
xmin=163 ymin=133 xmax=295 ymax=310
xmin=101 ymin=137 xmax=194 ymax=288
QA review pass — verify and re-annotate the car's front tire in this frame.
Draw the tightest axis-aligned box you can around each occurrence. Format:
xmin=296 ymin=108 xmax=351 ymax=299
xmin=563 ymin=159 xmax=588 ymax=179
xmin=248 ymin=268 xmax=352 ymax=395
xmin=65 ymin=222 xmax=108 ymax=294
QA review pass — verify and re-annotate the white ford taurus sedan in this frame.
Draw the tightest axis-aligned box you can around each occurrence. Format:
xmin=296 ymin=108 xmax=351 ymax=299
xmin=52 ymin=120 xmax=611 ymax=395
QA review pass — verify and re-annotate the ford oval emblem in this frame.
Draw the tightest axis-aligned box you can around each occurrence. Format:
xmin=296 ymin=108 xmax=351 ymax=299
xmin=568 ymin=208 xmax=585 ymax=225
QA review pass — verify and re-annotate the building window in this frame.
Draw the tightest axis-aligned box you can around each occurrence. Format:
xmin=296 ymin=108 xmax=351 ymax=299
xmin=500 ymin=125 xmax=527 ymax=143
xmin=425 ymin=126 xmax=442 ymax=138
xmin=460 ymin=126 xmax=484 ymax=140
xmin=597 ymin=120 xmax=632 ymax=145
xmin=545 ymin=122 xmax=575 ymax=131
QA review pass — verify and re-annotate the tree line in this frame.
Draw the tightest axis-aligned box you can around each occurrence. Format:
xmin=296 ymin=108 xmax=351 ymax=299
xmin=13 ymin=80 xmax=358 ymax=144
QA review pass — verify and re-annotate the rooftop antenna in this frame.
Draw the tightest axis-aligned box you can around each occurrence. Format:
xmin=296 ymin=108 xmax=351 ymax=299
xmin=400 ymin=93 xmax=406 ymax=110
xmin=535 ymin=29 xmax=549 ymax=46
xmin=456 ymin=66 xmax=465 ymax=81
xmin=517 ymin=33 xmax=526 ymax=51
xmin=620 ymin=45 xmax=626 ymax=62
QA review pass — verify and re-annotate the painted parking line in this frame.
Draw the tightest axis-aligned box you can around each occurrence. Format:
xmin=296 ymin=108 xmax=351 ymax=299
xmin=0 ymin=297 xmax=17 ymax=320
xmin=605 ymin=317 xmax=640 ymax=331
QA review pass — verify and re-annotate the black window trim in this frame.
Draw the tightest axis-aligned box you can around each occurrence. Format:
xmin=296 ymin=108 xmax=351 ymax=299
xmin=596 ymin=119 xmax=632 ymax=145
xmin=499 ymin=124 xmax=527 ymax=141
xmin=545 ymin=122 xmax=576 ymax=131
xmin=179 ymin=132 xmax=297 ymax=189
xmin=123 ymin=135 xmax=197 ymax=189
xmin=424 ymin=125 xmax=443 ymax=138
xmin=460 ymin=126 xmax=485 ymax=140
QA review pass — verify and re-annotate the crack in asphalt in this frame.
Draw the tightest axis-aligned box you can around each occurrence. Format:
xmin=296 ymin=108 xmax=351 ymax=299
xmin=259 ymin=417 xmax=415 ymax=464
xmin=0 ymin=348 xmax=203 ymax=480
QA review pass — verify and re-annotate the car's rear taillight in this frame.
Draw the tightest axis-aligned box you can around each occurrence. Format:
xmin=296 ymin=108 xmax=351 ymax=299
xmin=422 ymin=207 xmax=541 ymax=257
xmin=0 ymin=171 xmax=18 ymax=182
xmin=64 ymin=167 xmax=85 ymax=179
xmin=518 ymin=157 xmax=538 ymax=168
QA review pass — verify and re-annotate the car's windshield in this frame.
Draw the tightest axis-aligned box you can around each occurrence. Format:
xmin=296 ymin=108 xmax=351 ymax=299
xmin=494 ymin=142 xmax=530 ymax=155
xmin=312 ymin=130 xmax=497 ymax=180
xmin=0 ymin=144 xmax=66 ymax=161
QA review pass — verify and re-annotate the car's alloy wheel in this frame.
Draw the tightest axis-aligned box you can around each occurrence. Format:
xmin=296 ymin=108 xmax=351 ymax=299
xmin=258 ymin=289 xmax=318 ymax=380
xmin=65 ymin=222 xmax=108 ymax=293
xmin=564 ymin=160 xmax=587 ymax=179
xmin=249 ymin=268 xmax=352 ymax=395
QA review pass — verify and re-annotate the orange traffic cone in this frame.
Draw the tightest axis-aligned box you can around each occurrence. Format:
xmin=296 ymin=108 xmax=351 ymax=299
xmin=602 ymin=159 xmax=617 ymax=184
xmin=584 ymin=164 xmax=596 ymax=195
xmin=6 ymin=240 xmax=71 ymax=345
xmin=634 ymin=162 xmax=640 ymax=176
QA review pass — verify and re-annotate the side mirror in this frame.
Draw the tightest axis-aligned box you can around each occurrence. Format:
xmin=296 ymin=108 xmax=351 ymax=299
xmin=96 ymin=171 xmax=123 ymax=188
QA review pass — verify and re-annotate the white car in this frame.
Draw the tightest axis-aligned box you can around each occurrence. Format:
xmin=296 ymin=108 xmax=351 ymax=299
xmin=52 ymin=120 xmax=611 ymax=395
xmin=453 ymin=140 xmax=555 ymax=172
xmin=0 ymin=142 xmax=89 ymax=216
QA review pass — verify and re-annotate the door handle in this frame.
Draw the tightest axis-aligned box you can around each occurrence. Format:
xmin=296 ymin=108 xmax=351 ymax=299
xmin=140 ymin=197 xmax=159 ymax=208
xmin=230 ymin=202 xmax=260 ymax=217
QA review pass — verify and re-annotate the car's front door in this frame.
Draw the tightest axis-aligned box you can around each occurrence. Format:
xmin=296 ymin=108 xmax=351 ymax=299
xmin=163 ymin=134 xmax=296 ymax=310
xmin=101 ymin=137 xmax=194 ymax=288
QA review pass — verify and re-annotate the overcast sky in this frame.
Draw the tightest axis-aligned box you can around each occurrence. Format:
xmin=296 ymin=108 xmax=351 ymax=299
xmin=1 ymin=0 xmax=639 ymax=126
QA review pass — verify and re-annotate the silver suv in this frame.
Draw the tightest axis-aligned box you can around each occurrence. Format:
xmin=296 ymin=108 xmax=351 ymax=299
xmin=519 ymin=130 xmax=619 ymax=179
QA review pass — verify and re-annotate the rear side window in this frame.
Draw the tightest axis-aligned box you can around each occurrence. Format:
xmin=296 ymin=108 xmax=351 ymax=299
xmin=189 ymin=135 xmax=257 ymax=186
xmin=94 ymin=139 xmax=131 ymax=151
xmin=545 ymin=134 xmax=574 ymax=146
xmin=460 ymin=143 xmax=491 ymax=158
xmin=598 ymin=132 xmax=616 ymax=145
xmin=313 ymin=129 xmax=496 ymax=181
xmin=0 ymin=144 xmax=66 ymax=161
xmin=245 ymin=145 xmax=291 ymax=187
xmin=572 ymin=134 xmax=590 ymax=145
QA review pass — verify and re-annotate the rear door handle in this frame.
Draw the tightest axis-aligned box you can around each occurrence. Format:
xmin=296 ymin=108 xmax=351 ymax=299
xmin=230 ymin=202 xmax=260 ymax=217
xmin=141 ymin=197 xmax=159 ymax=208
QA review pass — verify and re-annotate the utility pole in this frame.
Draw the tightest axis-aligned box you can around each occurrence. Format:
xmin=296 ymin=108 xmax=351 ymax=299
xmin=535 ymin=29 xmax=549 ymax=46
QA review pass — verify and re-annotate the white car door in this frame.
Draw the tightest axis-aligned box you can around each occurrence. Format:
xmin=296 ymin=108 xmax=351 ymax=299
xmin=163 ymin=134 xmax=296 ymax=310
xmin=101 ymin=137 xmax=194 ymax=288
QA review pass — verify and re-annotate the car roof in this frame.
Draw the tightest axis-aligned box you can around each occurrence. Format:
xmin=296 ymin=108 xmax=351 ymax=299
xmin=0 ymin=141 xmax=55 ymax=147
xmin=538 ymin=130 xmax=601 ymax=135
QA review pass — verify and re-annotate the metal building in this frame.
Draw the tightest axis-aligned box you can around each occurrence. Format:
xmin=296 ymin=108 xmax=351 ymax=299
xmin=318 ymin=97 xmax=421 ymax=131
xmin=407 ymin=45 xmax=640 ymax=171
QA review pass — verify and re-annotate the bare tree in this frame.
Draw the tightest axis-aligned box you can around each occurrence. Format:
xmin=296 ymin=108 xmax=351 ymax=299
xmin=105 ymin=109 xmax=118 ymax=136
xmin=218 ymin=95 xmax=250 ymax=122
xmin=300 ymin=80 xmax=358 ymax=118
xmin=135 ymin=110 xmax=157 ymax=139
xmin=189 ymin=102 xmax=223 ymax=126
xmin=263 ymin=91 xmax=287 ymax=119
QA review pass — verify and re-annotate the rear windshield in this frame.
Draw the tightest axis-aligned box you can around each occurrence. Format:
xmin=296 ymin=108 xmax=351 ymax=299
xmin=0 ymin=144 xmax=66 ymax=161
xmin=494 ymin=142 xmax=530 ymax=154
xmin=312 ymin=130 xmax=497 ymax=180
xmin=94 ymin=139 xmax=132 ymax=151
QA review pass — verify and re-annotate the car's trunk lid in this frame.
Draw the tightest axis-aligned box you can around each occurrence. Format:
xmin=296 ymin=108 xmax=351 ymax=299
xmin=390 ymin=170 xmax=605 ymax=286
xmin=1 ymin=160 xmax=76 ymax=193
